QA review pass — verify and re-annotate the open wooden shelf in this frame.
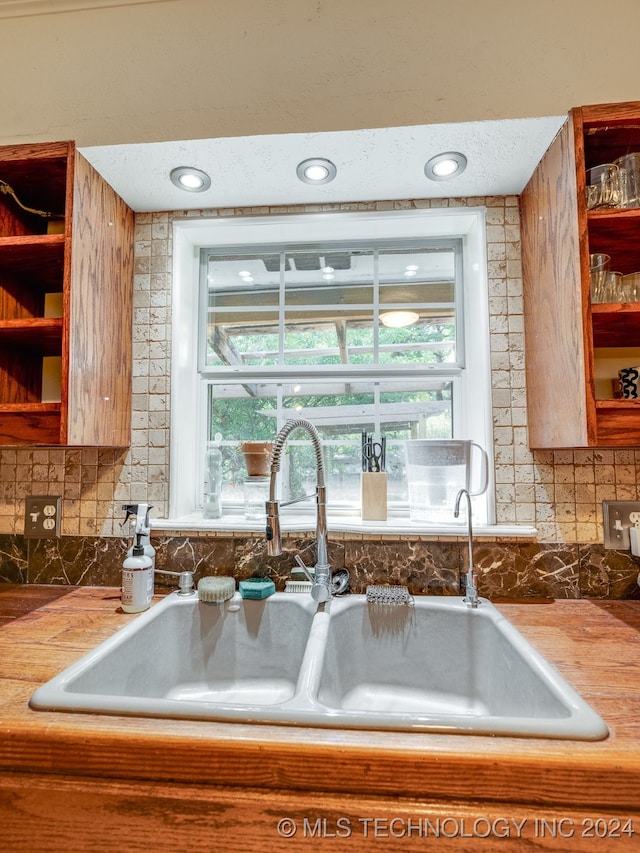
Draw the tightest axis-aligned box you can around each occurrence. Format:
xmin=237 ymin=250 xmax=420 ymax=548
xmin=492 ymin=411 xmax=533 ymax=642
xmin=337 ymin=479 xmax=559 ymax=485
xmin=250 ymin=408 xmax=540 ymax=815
xmin=522 ymin=100 xmax=640 ymax=447
xmin=0 ymin=406 xmax=61 ymax=445
xmin=0 ymin=233 xmax=65 ymax=251
xmin=0 ymin=402 xmax=60 ymax=411
xmin=0 ymin=140 xmax=133 ymax=446
xmin=0 ymin=318 xmax=62 ymax=355
xmin=588 ymin=210 xmax=640 ymax=273
xmin=595 ymin=400 xmax=640 ymax=445
xmin=592 ymin=303 xmax=640 ymax=347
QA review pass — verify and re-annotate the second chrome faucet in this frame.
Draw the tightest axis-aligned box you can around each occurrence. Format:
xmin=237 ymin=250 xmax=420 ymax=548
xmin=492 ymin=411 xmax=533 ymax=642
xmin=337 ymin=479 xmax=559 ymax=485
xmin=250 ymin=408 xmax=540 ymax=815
xmin=454 ymin=487 xmax=479 ymax=608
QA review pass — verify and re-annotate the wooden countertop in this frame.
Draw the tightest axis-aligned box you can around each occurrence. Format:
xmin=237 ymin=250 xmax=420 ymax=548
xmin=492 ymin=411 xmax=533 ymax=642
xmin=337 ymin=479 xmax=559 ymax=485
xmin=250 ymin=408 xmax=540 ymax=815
xmin=2 ymin=585 xmax=640 ymax=812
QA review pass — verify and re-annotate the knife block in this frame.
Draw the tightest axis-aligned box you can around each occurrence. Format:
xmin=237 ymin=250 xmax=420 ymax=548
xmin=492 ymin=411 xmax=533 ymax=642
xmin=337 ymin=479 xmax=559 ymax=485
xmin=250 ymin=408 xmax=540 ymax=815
xmin=360 ymin=472 xmax=387 ymax=521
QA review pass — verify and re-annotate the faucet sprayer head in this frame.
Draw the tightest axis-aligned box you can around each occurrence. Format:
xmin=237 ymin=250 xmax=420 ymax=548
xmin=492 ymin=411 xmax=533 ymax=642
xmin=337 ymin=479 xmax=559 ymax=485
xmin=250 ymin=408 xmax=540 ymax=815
xmin=265 ymin=499 xmax=283 ymax=556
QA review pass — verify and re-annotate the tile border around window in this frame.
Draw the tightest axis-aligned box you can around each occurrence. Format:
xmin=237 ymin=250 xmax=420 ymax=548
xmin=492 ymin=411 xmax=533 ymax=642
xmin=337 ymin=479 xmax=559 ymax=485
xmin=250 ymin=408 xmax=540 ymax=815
xmin=1 ymin=196 xmax=639 ymax=544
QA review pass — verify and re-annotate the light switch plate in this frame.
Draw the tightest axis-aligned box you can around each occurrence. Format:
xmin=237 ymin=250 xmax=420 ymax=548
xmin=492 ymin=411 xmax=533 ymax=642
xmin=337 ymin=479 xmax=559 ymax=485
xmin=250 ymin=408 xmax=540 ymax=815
xmin=602 ymin=500 xmax=640 ymax=550
xmin=24 ymin=496 xmax=61 ymax=539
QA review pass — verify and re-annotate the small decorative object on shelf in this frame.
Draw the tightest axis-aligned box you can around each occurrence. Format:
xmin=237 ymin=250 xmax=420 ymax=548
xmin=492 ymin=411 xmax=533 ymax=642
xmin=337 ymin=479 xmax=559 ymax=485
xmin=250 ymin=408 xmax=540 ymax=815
xmin=618 ymin=366 xmax=640 ymax=400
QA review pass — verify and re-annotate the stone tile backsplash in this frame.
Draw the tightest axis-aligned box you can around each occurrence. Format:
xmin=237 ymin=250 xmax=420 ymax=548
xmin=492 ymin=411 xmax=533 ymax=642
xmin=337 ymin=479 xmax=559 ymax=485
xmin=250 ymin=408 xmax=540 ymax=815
xmin=1 ymin=195 xmax=639 ymax=596
xmin=2 ymin=533 xmax=638 ymax=600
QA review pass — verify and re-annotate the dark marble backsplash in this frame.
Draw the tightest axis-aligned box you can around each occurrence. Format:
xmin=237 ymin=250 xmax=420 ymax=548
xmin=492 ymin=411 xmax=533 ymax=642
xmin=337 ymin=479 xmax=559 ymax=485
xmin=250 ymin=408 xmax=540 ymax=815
xmin=1 ymin=533 xmax=639 ymax=599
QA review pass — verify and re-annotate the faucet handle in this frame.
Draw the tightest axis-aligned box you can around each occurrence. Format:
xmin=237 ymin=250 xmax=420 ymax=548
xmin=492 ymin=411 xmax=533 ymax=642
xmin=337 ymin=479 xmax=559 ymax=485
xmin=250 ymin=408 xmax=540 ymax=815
xmin=293 ymin=554 xmax=315 ymax=583
xmin=293 ymin=554 xmax=330 ymax=603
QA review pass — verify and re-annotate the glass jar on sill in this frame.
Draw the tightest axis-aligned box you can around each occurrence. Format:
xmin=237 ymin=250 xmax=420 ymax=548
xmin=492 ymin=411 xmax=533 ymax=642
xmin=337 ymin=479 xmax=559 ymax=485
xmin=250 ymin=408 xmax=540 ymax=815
xmin=244 ymin=476 xmax=270 ymax=520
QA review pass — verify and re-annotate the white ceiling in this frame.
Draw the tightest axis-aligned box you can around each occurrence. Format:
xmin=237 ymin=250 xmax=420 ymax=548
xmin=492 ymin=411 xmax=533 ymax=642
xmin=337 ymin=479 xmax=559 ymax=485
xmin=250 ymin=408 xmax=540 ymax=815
xmin=79 ymin=115 xmax=566 ymax=213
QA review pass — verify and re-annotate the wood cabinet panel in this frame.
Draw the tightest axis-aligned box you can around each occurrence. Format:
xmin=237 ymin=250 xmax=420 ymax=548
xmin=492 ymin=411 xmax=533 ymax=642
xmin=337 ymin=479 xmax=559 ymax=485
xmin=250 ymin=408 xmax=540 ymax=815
xmin=520 ymin=118 xmax=592 ymax=447
xmin=2 ymin=772 xmax=635 ymax=853
xmin=66 ymin=154 xmax=134 ymax=447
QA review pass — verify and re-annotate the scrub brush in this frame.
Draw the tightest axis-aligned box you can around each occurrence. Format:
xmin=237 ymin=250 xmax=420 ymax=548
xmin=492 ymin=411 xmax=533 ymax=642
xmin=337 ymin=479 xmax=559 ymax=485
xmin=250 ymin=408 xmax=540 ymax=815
xmin=197 ymin=576 xmax=236 ymax=603
xmin=284 ymin=580 xmax=313 ymax=593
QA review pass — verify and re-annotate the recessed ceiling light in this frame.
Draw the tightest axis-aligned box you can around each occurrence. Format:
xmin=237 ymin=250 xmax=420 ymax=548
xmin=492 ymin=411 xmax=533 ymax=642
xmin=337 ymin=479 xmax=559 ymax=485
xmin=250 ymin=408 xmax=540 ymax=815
xmin=424 ymin=152 xmax=467 ymax=182
xmin=170 ymin=166 xmax=211 ymax=192
xmin=296 ymin=158 xmax=337 ymax=185
xmin=379 ymin=310 xmax=420 ymax=328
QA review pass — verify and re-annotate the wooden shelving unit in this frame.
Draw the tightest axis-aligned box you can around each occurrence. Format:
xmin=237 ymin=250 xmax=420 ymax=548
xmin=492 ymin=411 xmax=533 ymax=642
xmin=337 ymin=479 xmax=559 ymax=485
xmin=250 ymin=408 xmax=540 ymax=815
xmin=521 ymin=101 xmax=640 ymax=448
xmin=0 ymin=141 xmax=134 ymax=446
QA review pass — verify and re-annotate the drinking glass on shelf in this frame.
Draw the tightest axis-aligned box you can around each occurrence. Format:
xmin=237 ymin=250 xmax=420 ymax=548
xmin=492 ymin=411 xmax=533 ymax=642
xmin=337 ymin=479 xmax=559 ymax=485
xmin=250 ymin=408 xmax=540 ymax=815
xmin=589 ymin=253 xmax=610 ymax=303
xmin=601 ymin=271 xmax=623 ymax=303
xmin=614 ymin=153 xmax=640 ymax=208
xmin=586 ymin=163 xmax=623 ymax=209
xmin=621 ymin=272 xmax=640 ymax=302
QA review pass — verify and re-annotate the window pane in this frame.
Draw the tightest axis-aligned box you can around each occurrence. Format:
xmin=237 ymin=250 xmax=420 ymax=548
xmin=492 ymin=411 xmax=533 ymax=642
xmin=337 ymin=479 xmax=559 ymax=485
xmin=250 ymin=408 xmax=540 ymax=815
xmin=378 ymin=380 xmax=453 ymax=503
xmin=280 ymin=381 xmax=373 ymax=504
xmin=283 ymin=249 xmax=374 ymax=366
xmin=204 ymin=253 xmax=280 ymax=367
xmin=208 ymin=383 xmax=277 ymax=442
xmin=378 ymin=381 xmax=453 ymax=440
xmin=207 ymin=384 xmax=277 ymax=503
xmin=378 ymin=247 xmax=456 ymax=365
xmin=205 ymin=378 xmax=453 ymax=513
xmin=202 ymin=243 xmax=459 ymax=370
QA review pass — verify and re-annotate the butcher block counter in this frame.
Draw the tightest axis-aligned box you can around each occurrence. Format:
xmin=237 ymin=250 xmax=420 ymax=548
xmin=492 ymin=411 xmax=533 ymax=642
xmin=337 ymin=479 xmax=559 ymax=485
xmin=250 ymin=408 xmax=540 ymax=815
xmin=1 ymin=585 xmax=640 ymax=852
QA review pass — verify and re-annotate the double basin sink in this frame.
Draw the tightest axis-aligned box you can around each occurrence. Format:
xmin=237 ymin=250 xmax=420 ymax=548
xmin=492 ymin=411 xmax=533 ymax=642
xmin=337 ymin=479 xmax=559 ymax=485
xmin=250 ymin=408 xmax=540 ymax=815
xmin=30 ymin=591 xmax=608 ymax=740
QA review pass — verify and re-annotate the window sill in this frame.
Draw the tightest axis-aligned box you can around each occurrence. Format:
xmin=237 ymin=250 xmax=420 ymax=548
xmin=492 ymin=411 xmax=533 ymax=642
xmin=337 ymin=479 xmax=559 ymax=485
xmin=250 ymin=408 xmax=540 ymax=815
xmin=151 ymin=513 xmax=537 ymax=540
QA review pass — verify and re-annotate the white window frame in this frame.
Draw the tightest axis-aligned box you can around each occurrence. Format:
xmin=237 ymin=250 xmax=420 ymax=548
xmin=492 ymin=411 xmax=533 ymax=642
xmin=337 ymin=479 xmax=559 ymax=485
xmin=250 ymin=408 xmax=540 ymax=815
xmin=168 ymin=208 xmax=495 ymax=530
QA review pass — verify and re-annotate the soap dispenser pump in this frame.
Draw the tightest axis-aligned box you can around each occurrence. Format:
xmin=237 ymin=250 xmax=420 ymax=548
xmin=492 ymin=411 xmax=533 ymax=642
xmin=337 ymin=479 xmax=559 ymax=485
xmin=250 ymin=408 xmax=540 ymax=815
xmin=121 ymin=533 xmax=154 ymax=613
xmin=122 ymin=503 xmax=156 ymax=570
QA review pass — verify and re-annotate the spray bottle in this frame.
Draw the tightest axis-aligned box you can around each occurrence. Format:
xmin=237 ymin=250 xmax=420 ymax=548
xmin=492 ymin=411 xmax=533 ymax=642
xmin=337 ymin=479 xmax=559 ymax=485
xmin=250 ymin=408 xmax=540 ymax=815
xmin=121 ymin=532 xmax=154 ymax=613
xmin=122 ymin=503 xmax=156 ymax=570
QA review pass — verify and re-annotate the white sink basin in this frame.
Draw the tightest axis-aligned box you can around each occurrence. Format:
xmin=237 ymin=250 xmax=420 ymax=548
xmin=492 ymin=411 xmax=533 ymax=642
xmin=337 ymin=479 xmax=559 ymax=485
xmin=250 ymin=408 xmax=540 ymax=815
xmin=30 ymin=591 xmax=608 ymax=740
xmin=317 ymin=597 xmax=604 ymax=737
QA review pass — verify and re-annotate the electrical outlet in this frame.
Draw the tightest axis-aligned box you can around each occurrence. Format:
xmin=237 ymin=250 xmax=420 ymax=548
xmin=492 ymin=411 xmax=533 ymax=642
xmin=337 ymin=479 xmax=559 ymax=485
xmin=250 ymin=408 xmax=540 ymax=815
xmin=602 ymin=500 xmax=640 ymax=550
xmin=24 ymin=496 xmax=61 ymax=539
